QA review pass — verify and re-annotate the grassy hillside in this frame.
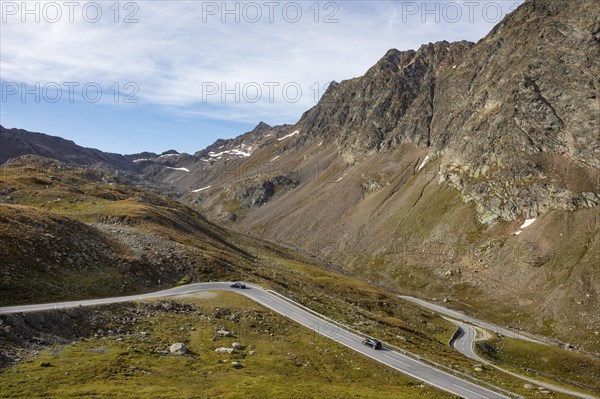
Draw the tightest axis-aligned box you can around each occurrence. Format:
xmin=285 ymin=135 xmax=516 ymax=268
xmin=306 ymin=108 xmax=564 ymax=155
xmin=0 ymin=293 xmax=451 ymax=399
xmin=476 ymin=336 xmax=600 ymax=392
xmin=0 ymin=156 xmax=248 ymax=305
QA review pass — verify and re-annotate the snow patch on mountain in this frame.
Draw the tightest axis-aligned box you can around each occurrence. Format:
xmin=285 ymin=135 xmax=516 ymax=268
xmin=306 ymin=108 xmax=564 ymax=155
xmin=166 ymin=166 xmax=190 ymax=172
xmin=520 ymin=219 xmax=537 ymax=229
xmin=417 ymin=155 xmax=430 ymax=171
xmin=208 ymin=146 xmax=252 ymax=158
xmin=191 ymin=186 xmax=211 ymax=193
xmin=277 ymin=130 xmax=299 ymax=141
xmin=513 ymin=218 xmax=537 ymax=235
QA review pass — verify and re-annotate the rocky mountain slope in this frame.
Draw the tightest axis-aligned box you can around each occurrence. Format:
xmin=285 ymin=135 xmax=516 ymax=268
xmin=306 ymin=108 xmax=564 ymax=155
xmin=1 ymin=0 xmax=598 ymax=353
xmin=159 ymin=0 xmax=599 ymax=352
xmin=297 ymin=41 xmax=475 ymax=154
xmin=176 ymin=0 xmax=599 ymax=222
xmin=432 ymin=0 xmax=600 ymax=222
xmin=4 ymin=157 xmax=522 ymax=395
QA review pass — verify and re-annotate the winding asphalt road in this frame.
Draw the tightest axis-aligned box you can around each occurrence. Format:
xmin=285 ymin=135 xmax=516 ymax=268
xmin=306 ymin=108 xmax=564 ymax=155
xmin=449 ymin=319 xmax=482 ymax=361
xmin=398 ymin=296 xmax=543 ymax=344
xmin=0 ymin=283 xmax=513 ymax=399
xmin=399 ymin=296 xmax=600 ymax=399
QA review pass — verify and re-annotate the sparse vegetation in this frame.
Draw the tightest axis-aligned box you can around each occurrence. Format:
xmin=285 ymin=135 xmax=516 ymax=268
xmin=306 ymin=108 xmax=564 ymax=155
xmin=0 ymin=293 xmax=450 ymax=399
xmin=476 ymin=336 xmax=600 ymax=393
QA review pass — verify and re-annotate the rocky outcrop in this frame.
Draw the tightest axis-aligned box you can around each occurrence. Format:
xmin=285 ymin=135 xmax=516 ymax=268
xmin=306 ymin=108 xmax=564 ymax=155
xmin=230 ymin=175 xmax=299 ymax=209
xmin=297 ymin=41 xmax=475 ymax=154
xmin=430 ymin=0 xmax=600 ymax=222
xmin=184 ymin=0 xmax=598 ymax=224
xmin=194 ymin=121 xmax=290 ymax=161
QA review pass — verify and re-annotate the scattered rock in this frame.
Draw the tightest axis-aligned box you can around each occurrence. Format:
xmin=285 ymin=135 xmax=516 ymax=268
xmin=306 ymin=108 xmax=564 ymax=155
xmin=231 ymin=361 xmax=243 ymax=369
xmin=217 ymin=328 xmax=233 ymax=337
xmin=473 ymin=364 xmax=484 ymax=372
xmin=169 ymin=343 xmax=187 ymax=355
xmin=215 ymin=347 xmax=235 ymax=354
xmin=232 ymin=342 xmax=242 ymax=350
xmin=524 ymin=384 xmax=536 ymax=390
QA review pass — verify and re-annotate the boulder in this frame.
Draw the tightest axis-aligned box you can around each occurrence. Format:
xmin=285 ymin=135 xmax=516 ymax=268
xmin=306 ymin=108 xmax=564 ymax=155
xmin=215 ymin=347 xmax=235 ymax=354
xmin=169 ymin=343 xmax=187 ymax=355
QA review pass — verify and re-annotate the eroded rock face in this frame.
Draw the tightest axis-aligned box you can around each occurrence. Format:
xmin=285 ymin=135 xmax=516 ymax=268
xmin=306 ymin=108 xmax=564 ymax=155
xmin=230 ymin=175 xmax=299 ymax=209
xmin=99 ymin=0 xmax=600 ymax=230
xmin=297 ymin=41 xmax=475 ymax=154
xmin=294 ymin=0 xmax=600 ymax=223
xmin=431 ymin=0 xmax=600 ymax=222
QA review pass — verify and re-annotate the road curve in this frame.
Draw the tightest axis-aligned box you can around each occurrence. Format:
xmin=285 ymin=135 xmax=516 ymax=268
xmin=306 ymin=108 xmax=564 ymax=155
xmin=398 ymin=296 xmax=543 ymax=344
xmin=400 ymin=297 xmax=600 ymax=399
xmin=0 ymin=283 xmax=514 ymax=399
xmin=449 ymin=319 xmax=482 ymax=361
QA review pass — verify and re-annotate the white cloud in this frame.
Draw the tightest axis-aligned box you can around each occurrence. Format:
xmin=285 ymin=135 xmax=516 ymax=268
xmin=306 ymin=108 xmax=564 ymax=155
xmin=0 ymin=0 xmax=523 ymax=125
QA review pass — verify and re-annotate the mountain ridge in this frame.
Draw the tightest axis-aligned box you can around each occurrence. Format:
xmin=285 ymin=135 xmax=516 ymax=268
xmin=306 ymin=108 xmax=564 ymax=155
xmin=0 ymin=125 xmax=161 ymax=169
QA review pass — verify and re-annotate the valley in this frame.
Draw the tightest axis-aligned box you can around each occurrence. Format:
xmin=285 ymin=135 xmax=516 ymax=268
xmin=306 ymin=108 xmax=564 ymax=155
xmin=0 ymin=155 xmax=598 ymax=398
xmin=1 ymin=0 xmax=599 ymax=397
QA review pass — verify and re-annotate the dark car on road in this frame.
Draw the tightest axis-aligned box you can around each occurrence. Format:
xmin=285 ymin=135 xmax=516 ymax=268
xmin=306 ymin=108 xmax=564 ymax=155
xmin=362 ymin=338 xmax=382 ymax=349
xmin=230 ymin=282 xmax=247 ymax=289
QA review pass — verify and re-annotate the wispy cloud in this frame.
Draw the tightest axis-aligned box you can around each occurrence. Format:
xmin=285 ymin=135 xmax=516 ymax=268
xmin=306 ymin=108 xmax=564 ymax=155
xmin=1 ymin=0 xmax=523 ymax=126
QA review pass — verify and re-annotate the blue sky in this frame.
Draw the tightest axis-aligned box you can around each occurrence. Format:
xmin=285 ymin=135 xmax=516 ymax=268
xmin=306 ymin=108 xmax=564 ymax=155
xmin=0 ymin=0 xmax=523 ymax=154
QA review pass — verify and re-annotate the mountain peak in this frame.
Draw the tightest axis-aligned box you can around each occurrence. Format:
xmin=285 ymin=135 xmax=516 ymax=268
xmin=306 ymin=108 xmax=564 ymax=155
xmin=252 ymin=121 xmax=272 ymax=133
